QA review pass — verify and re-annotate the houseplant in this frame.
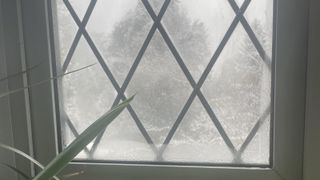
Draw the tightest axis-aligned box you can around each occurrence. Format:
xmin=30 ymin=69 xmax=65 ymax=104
xmin=0 ymin=64 xmax=133 ymax=179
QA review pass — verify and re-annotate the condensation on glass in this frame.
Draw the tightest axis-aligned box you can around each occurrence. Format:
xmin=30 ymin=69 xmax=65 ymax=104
xmin=54 ymin=0 xmax=273 ymax=166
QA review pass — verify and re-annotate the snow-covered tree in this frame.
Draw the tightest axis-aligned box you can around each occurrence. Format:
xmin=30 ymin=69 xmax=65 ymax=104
xmin=102 ymin=1 xmax=212 ymax=145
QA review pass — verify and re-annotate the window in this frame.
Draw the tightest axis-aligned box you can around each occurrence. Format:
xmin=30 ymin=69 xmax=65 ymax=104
xmin=18 ymin=0 xmax=308 ymax=179
xmin=55 ymin=0 xmax=273 ymax=166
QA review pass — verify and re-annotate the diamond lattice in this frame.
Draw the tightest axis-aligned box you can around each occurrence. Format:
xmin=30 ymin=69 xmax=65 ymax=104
xmin=56 ymin=0 xmax=273 ymax=165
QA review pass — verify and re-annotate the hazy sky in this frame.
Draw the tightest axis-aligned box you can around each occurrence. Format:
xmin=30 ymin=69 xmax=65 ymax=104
xmin=67 ymin=0 xmax=272 ymax=36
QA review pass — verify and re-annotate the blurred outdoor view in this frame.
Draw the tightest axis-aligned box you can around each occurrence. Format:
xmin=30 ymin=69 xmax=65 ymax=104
xmin=55 ymin=0 xmax=273 ymax=165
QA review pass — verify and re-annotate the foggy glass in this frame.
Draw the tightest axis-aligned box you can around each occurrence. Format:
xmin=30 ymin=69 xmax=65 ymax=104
xmin=55 ymin=0 xmax=273 ymax=165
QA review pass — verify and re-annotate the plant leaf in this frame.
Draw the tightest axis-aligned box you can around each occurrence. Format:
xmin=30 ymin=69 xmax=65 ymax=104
xmin=61 ymin=170 xmax=85 ymax=179
xmin=32 ymin=96 xmax=134 ymax=180
xmin=0 ymin=143 xmax=60 ymax=180
xmin=0 ymin=162 xmax=31 ymax=179
xmin=0 ymin=143 xmax=44 ymax=169
xmin=0 ymin=63 xmax=96 ymax=99
xmin=0 ymin=62 xmax=43 ymax=82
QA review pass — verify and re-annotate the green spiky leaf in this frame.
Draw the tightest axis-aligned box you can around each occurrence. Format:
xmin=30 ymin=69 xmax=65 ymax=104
xmin=0 ymin=64 xmax=95 ymax=99
xmin=0 ymin=143 xmax=60 ymax=180
xmin=32 ymin=96 xmax=134 ymax=180
xmin=0 ymin=162 xmax=30 ymax=180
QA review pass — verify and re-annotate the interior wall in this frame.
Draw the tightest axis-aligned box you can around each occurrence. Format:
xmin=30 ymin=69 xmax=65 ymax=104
xmin=304 ymin=0 xmax=320 ymax=179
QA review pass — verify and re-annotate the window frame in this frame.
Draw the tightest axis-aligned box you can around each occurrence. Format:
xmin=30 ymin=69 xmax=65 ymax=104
xmin=18 ymin=0 xmax=309 ymax=179
xmin=0 ymin=0 xmax=36 ymax=179
xmin=303 ymin=0 xmax=320 ymax=179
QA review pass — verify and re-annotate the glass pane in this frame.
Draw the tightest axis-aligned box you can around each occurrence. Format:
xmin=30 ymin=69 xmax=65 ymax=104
xmin=55 ymin=0 xmax=78 ymax=64
xmin=241 ymin=118 xmax=270 ymax=164
xmin=235 ymin=0 xmax=245 ymax=7
xmin=68 ymin=0 xmax=91 ymax=20
xmin=163 ymin=97 xmax=233 ymax=163
xmin=202 ymin=24 xmax=271 ymax=152
xmin=62 ymin=37 xmax=116 ymax=134
xmin=149 ymin=0 xmax=164 ymax=15
xmin=126 ymin=30 xmax=192 ymax=148
xmin=86 ymin=109 xmax=156 ymax=161
xmin=244 ymin=0 xmax=273 ymax=59
xmin=86 ymin=0 xmax=153 ymax=84
xmin=55 ymin=0 xmax=273 ymax=166
xmin=162 ymin=0 xmax=235 ymax=81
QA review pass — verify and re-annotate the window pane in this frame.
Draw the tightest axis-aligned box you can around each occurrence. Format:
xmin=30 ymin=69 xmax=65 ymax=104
xmin=54 ymin=0 xmax=273 ymax=166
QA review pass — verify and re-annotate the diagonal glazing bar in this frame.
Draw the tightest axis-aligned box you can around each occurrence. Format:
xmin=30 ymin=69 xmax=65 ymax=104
xmin=112 ymin=0 xmax=171 ymax=109
xmin=227 ymin=0 xmax=272 ymax=69
xmin=155 ymin=0 xmax=253 ymax=159
xmin=142 ymin=0 xmax=253 ymax=158
xmin=227 ymin=0 xmax=272 ymax=162
xmin=234 ymin=105 xmax=271 ymax=162
xmin=142 ymin=0 xmax=235 ymax=157
xmin=64 ymin=114 xmax=90 ymax=154
xmin=63 ymin=0 xmax=158 ymax=156
xmin=62 ymin=0 xmax=97 ymax=73
xmin=90 ymin=0 xmax=171 ymax=155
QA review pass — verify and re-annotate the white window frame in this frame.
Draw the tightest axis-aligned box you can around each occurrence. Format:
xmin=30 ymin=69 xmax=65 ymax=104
xmin=1 ymin=0 xmax=35 ymax=179
xmin=303 ymin=0 xmax=320 ymax=179
xmin=12 ymin=0 xmax=309 ymax=179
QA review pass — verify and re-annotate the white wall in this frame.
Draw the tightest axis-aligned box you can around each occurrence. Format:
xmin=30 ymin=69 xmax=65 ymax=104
xmin=304 ymin=0 xmax=320 ymax=179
